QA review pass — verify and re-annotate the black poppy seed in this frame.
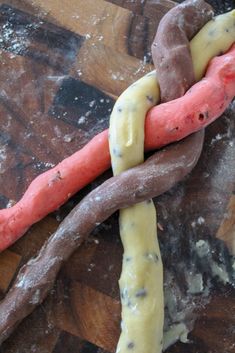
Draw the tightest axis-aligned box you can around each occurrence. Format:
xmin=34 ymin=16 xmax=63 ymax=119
xmin=146 ymin=95 xmax=154 ymax=103
xmin=113 ymin=147 xmax=122 ymax=157
xmin=127 ymin=342 xmax=135 ymax=349
xmin=146 ymin=199 xmax=152 ymax=204
xmin=127 ymin=300 xmax=132 ymax=308
xmin=225 ymin=28 xmax=229 ymax=32
xmin=117 ymin=107 xmax=122 ymax=112
xmin=125 ymin=256 xmax=132 ymax=262
xmin=135 ymin=288 xmax=147 ymax=298
xmin=121 ymin=287 xmax=128 ymax=300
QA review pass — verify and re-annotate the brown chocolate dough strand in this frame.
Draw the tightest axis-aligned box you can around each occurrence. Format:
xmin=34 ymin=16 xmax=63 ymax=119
xmin=150 ymin=0 xmax=211 ymax=207
xmin=0 ymin=131 xmax=204 ymax=344
xmin=151 ymin=0 xmax=213 ymax=102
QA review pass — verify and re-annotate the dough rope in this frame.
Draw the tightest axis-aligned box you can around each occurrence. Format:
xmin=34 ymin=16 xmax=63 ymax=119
xmin=0 ymin=10 xmax=235 ymax=251
xmin=109 ymin=73 xmax=164 ymax=353
xmin=109 ymin=1 xmax=212 ymax=352
xmin=0 ymin=132 xmax=204 ymax=344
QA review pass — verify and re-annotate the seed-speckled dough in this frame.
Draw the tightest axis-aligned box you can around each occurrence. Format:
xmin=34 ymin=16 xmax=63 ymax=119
xmin=191 ymin=10 xmax=235 ymax=81
xmin=117 ymin=202 xmax=164 ymax=353
xmin=109 ymin=70 xmax=163 ymax=353
xmin=110 ymin=72 xmax=159 ymax=175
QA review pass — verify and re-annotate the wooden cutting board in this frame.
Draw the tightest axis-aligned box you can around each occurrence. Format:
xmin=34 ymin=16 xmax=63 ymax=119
xmin=0 ymin=1 xmax=234 ymax=352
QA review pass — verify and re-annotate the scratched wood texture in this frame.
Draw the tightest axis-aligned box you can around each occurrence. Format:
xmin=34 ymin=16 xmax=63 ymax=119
xmin=0 ymin=0 xmax=235 ymax=352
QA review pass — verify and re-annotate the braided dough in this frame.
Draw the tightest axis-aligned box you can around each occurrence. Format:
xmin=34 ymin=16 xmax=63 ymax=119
xmin=0 ymin=5 xmax=235 ymax=348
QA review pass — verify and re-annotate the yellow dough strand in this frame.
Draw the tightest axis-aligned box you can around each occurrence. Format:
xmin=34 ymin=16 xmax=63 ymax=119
xmin=109 ymin=10 xmax=235 ymax=353
xmin=110 ymin=70 xmax=163 ymax=353
xmin=117 ymin=202 xmax=163 ymax=353
xmin=110 ymin=72 xmax=159 ymax=175
xmin=191 ymin=10 xmax=235 ymax=80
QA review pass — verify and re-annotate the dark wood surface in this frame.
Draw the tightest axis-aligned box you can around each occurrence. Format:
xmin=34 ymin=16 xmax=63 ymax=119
xmin=0 ymin=1 xmax=235 ymax=352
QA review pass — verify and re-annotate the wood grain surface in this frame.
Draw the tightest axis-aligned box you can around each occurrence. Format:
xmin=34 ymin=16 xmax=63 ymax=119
xmin=0 ymin=1 xmax=235 ymax=353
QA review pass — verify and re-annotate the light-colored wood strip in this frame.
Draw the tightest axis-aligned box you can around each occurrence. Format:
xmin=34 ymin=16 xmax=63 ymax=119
xmin=64 ymin=237 xmax=122 ymax=298
xmin=50 ymin=281 xmax=120 ymax=353
xmin=22 ymin=0 xmax=132 ymax=55
xmin=70 ymin=281 xmax=120 ymax=352
xmin=216 ymin=195 xmax=235 ymax=255
xmin=70 ymin=40 xmax=153 ymax=98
